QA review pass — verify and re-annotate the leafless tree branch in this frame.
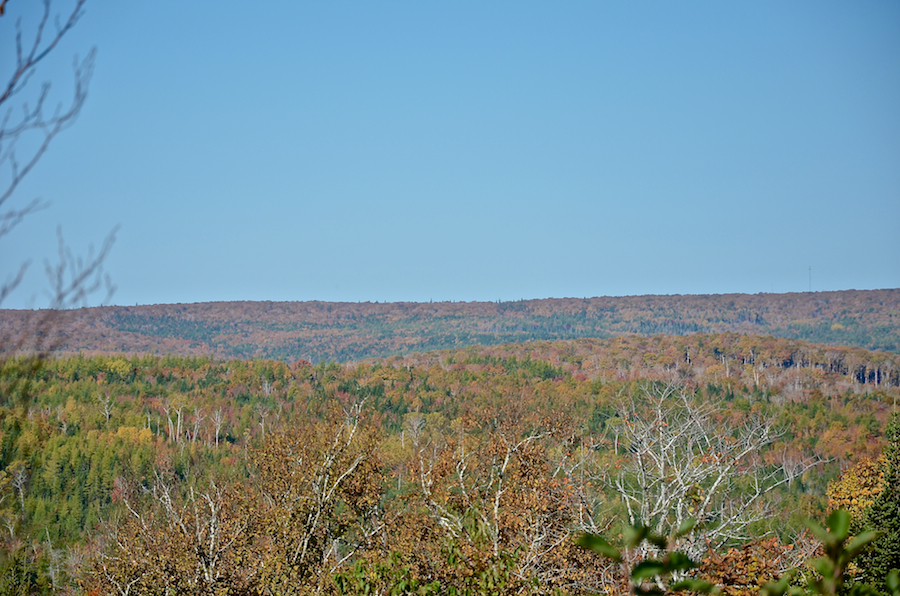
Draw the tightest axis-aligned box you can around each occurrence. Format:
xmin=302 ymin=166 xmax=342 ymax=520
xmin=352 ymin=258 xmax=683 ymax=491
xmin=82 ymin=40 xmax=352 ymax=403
xmin=1 ymin=0 xmax=111 ymax=324
xmin=610 ymin=383 xmax=826 ymax=566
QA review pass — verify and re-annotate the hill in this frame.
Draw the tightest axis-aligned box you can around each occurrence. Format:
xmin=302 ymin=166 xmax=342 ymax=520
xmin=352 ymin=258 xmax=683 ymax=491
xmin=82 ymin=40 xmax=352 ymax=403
xmin=1 ymin=333 xmax=898 ymax=592
xmin=1 ymin=288 xmax=898 ymax=362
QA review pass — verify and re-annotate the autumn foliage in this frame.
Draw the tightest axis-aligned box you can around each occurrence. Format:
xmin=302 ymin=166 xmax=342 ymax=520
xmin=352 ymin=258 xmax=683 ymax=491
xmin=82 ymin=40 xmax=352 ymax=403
xmin=0 ymin=331 xmax=897 ymax=593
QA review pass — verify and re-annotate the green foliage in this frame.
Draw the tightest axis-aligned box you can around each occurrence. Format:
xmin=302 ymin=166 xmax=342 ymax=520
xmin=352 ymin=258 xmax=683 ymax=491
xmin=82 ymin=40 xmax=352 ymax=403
xmin=0 ymin=549 xmax=46 ymax=596
xmin=789 ymin=510 xmax=877 ymax=596
xmin=333 ymin=554 xmax=442 ymax=596
xmin=580 ymin=512 xmax=897 ymax=596
xmin=856 ymin=413 xmax=900 ymax=592
xmin=0 ymin=346 xmax=895 ymax=593
xmin=578 ymin=519 xmax=719 ymax=596
xmin=439 ymin=546 xmax=522 ymax=596
xmin=5 ymin=290 xmax=897 ymax=363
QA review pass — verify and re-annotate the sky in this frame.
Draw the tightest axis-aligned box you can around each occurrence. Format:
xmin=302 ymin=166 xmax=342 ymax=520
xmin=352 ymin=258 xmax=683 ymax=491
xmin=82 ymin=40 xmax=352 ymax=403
xmin=2 ymin=1 xmax=898 ymax=309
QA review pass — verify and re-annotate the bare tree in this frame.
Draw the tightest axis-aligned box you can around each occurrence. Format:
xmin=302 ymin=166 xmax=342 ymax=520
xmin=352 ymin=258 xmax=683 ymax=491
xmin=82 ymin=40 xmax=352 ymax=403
xmin=612 ymin=384 xmax=821 ymax=563
xmin=11 ymin=462 xmax=28 ymax=521
xmin=779 ymin=446 xmax=814 ymax=488
xmin=149 ymin=475 xmax=251 ymax=588
xmin=248 ymin=400 xmax=384 ymax=593
xmin=191 ymin=408 xmax=204 ymax=443
xmin=0 ymin=0 xmax=115 ymax=358
xmin=403 ymin=411 xmax=425 ymax=447
xmin=88 ymin=405 xmax=384 ymax=595
xmin=43 ymin=531 xmax=65 ymax=592
xmin=162 ymin=400 xmax=185 ymax=443
xmin=98 ymin=392 xmax=112 ymax=427
xmin=211 ymin=407 xmax=224 ymax=448
xmin=255 ymin=404 xmax=269 ymax=440
xmin=405 ymin=411 xmax=599 ymax=593
xmin=89 ymin=475 xmax=256 ymax=595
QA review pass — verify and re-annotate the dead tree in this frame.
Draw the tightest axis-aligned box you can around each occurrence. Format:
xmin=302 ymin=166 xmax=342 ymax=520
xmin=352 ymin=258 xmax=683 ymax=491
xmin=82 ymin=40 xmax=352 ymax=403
xmin=212 ymin=407 xmax=224 ymax=447
xmin=612 ymin=383 xmax=821 ymax=564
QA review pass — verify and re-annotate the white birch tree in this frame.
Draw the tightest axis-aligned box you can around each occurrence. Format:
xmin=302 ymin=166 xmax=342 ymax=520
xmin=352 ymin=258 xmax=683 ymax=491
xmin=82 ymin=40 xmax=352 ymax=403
xmin=612 ymin=383 xmax=820 ymax=563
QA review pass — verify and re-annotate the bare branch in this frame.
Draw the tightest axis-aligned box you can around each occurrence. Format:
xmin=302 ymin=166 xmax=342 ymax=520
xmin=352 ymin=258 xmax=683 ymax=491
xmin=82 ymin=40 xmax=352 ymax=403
xmin=1 ymin=1 xmax=106 ymax=322
xmin=1 ymin=35 xmax=95 ymax=208
xmin=0 ymin=0 xmax=88 ymax=107
xmin=609 ymin=383 xmax=819 ymax=564
xmin=44 ymin=225 xmax=117 ymax=309
xmin=0 ymin=197 xmax=47 ymax=239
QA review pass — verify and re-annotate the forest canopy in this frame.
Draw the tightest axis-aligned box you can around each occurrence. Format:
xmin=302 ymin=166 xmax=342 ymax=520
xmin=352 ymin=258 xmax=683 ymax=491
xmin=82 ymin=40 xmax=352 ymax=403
xmin=1 ymin=289 xmax=898 ymax=362
xmin=0 ymin=332 xmax=898 ymax=593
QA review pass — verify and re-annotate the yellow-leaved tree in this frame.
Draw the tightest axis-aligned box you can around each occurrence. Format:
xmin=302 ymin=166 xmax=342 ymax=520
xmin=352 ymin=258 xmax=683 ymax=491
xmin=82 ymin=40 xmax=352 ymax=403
xmin=827 ymin=456 xmax=885 ymax=532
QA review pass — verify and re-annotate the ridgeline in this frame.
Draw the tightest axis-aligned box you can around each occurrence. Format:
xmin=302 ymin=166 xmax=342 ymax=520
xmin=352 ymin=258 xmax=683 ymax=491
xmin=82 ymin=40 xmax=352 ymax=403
xmin=1 ymin=288 xmax=897 ymax=362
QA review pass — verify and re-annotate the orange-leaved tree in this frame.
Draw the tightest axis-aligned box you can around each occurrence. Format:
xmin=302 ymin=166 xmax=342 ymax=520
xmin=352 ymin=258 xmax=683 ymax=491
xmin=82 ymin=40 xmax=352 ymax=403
xmin=84 ymin=399 xmax=383 ymax=595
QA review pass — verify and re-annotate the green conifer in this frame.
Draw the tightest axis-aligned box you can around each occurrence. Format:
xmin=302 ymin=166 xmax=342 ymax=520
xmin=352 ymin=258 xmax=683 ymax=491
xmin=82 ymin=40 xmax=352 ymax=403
xmin=858 ymin=413 xmax=900 ymax=590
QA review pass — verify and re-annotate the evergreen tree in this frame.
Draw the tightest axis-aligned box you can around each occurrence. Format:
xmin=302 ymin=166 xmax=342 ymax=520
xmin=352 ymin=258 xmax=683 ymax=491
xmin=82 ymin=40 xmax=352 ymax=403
xmin=858 ymin=412 xmax=900 ymax=590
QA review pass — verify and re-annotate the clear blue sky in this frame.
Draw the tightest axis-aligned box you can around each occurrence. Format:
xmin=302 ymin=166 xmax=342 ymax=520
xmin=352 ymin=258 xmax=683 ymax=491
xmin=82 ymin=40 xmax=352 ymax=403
xmin=3 ymin=1 xmax=898 ymax=308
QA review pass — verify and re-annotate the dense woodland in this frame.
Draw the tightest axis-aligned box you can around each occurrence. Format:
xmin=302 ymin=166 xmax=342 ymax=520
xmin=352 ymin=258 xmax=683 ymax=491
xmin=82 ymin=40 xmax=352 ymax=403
xmin=2 ymin=0 xmax=897 ymax=590
xmin=1 ymin=289 xmax=898 ymax=362
xmin=0 ymin=332 xmax=898 ymax=594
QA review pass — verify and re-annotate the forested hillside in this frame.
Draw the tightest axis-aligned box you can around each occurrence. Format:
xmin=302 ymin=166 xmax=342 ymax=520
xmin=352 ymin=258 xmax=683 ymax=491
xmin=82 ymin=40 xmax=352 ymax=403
xmin=1 ymin=333 xmax=898 ymax=593
xmin=1 ymin=289 xmax=897 ymax=362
